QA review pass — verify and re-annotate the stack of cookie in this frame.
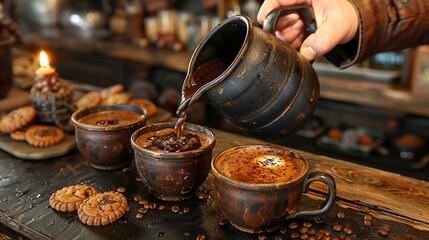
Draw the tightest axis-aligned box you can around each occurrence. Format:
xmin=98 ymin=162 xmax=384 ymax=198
xmin=30 ymin=70 xmax=75 ymax=132
xmin=50 ymin=184 xmax=130 ymax=226
xmin=75 ymin=84 xmax=158 ymax=118
xmin=0 ymin=106 xmax=65 ymax=147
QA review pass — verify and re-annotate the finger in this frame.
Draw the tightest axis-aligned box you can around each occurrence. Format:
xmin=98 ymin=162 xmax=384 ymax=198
xmin=276 ymin=19 xmax=304 ymax=45
xmin=300 ymin=23 xmax=345 ymax=60
xmin=257 ymin=0 xmax=311 ymax=25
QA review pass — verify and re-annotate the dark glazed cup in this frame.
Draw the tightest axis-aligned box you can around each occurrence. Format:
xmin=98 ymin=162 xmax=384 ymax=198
xmin=211 ymin=144 xmax=336 ymax=234
xmin=131 ymin=122 xmax=216 ymax=201
xmin=71 ymin=105 xmax=146 ymax=170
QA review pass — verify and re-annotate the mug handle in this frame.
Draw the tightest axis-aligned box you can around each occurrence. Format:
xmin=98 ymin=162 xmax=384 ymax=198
xmin=263 ymin=6 xmax=355 ymax=67
xmin=291 ymin=172 xmax=336 ymax=219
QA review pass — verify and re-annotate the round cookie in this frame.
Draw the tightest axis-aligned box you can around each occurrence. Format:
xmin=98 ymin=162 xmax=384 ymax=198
xmin=0 ymin=106 xmax=36 ymax=133
xmin=100 ymin=84 xmax=124 ymax=100
xmin=75 ymin=91 xmax=102 ymax=110
xmin=128 ymin=99 xmax=157 ymax=117
xmin=50 ymin=184 xmax=98 ymax=212
xmin=10 ymin=127 xmax=29 ymax=141
xmin=25 ymin=125 xmax=65 ymax=147
xmin=78 ymin=191 xmax=129 ymax=226
xmin=102 ymin=93 xmax=131 ymax=105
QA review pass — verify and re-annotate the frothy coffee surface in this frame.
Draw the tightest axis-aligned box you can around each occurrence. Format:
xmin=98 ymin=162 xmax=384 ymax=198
xmin=135 ymin=128 xmax=212 ymax=153
xmin=78 ymin=110 xmax=143 ymax=127
xmin=214 ymin=145 xmax=307 ymax=184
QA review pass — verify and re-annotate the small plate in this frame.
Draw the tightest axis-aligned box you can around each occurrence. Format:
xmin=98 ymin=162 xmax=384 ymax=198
xmin=0 ymin=133 xmax=76 ymax=160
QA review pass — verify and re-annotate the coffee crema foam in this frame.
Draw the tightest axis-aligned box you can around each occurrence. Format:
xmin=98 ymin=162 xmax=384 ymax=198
xmin=135 ymin=128 xmax=212 ymax=153
xmin=78 ymin=110 xmax=143 ymax=127
xmin=214 ymin=146 xmax=306 ymax=184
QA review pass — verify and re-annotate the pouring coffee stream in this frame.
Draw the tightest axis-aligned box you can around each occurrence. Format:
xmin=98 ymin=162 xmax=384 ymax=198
xmin=174 ymin=7 xmax=348 ymax=141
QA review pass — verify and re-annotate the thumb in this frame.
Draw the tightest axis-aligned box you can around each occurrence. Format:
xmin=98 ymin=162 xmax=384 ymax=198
xmin=299 ymin=23 xmax=344 ymax=61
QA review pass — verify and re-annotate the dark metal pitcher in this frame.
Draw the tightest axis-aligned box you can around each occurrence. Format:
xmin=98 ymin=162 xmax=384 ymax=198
xmin=180 ymin=7 xmax=341 ymax=140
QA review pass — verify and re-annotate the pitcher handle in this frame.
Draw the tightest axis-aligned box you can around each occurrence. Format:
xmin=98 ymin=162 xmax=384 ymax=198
xmin=263 ymin=6 xmax=316 ymax=38
xmin=263 ymin=6 xmax=355 ymax=67
xmin=291 ymin=172 xmax=336 ymax=219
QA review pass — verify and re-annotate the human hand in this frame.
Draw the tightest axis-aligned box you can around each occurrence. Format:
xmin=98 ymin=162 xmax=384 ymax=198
xmin=257 ymin=0 xmax=358 ymax=61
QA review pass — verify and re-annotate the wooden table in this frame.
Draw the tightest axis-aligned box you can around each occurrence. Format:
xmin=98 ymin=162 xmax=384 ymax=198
xmin=0 ymin=128 xmax=428 ymax=240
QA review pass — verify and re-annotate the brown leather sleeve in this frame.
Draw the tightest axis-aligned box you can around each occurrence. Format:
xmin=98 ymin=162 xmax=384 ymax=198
xmin=336 ymin=0 xmax=429 ymax=68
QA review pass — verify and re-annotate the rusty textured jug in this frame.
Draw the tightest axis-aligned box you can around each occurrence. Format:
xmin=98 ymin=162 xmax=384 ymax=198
xmin=180 ymin=7 xmax=344 ymax=140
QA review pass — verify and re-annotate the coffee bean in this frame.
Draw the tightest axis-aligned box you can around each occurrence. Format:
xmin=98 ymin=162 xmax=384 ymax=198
xmin=218 ymin=218 xmax=229 ymax=226
xmin=337 ymin=212 xmax=346 ymax=219
xmin=122 ymin=167 xmax=131 ymax=172
xmin=196 ymin=192 xmax=208 ymax=200
xmin=338 ymin=234 xmax=345 ymax=239
xmin=300 ymin=227 xmax=309 ymax=234
xmin=197 ymin=233 xmax=206 ymax=240
xmin=136 ymin=177 xmax=142 ymax=182
xmin=364 ymin=214 xmax=373 ymax=221
xmin=378 ymin=225 xmax=390 ymax=237
xmin=307 ymin=229 xmax=316 ymax=235
xmin=183 ymin=207 xmax=190 ymax=213
xmin=308 ymin=237 xmax=316 ymax=240
xmin=303 ymin=222 xmax=313 ymax=228
xmin=138 ymin=208 xmax=145 ymax=213
xmin=258 ymin=234 xmax=267 ymax=240
xmin=289 ymin=222 xmax=299 ymax=229
xmin=150 ymin=203 xmax=157 ymax=209
xmin=136 ymin=213 xmax=144 ymax=219
xmin=343 ymin=227 xmax=353 ymax=235
xmin=300 ymin=233 xmax=309 ymax=239
xmin=333 ymin=224 xmax=342 ymax=232
xmin=364 ymin=219 xmax=372 ymax=226
xmin=139 ymin=199 xmax=149 ymax=205
xmin=322 ymin=236 xmax=332 ymax=240
xmin=171 ymin=205 xmax=180 ymax=213
xmin=314 ymin=215 xmax=324 ymax=224
xmin=117 ymin=187 xmax=126 ymax=193
xmin=290 ymin=233 xmax=300 ymax=239
xmin=279 ymin=226 xmax=287 ymax=234
xmin=320 ymin=229 xmax=331 ymax=236
xmin=158 ymin=205 xmax=166 ymax=210
xmin=331 ymin=238 xmax=340 ymax=240
xmin=274 ymin=236 xmax=284 ymax=240
xmin=133 ymin=195 xmax=142 ymax=202
xmin=378 ymin=228 xmax=389 ymax=237
xmin=315 ymin=232 xmax=324 ymax=239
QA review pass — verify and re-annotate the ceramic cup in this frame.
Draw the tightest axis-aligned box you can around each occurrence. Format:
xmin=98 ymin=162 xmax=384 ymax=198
xmin=211 ymin=144 xmax=336 ymax=234
xmin=71 ymin=104 xmax=146 ymax=170
xmin=131 ymin=122 xmax=216 ymax=201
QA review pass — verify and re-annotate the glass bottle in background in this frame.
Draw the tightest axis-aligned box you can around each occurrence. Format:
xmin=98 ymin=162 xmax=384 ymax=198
xmin=125 ymin=0 xmax=144 ymax=41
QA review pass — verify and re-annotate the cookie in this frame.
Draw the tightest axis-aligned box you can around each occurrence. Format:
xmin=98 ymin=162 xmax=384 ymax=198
xmin=10 ymin=126 xmax=29 ymax=141
xmin=78 ymin=191 xmax=129 ymax=226
xmin=0 ymin=106 xmax=36 ymax=133
xmin=50 ymin=184 xmax=98 ymax=212
xmin=25 ymin=125 xmax=65 ymax=147
xmin=75 ymin=91 xmax=102 ymax=110
xmin=102 ymin=93 xmax=131 ymax=105
xmin=128 ymin=99 xmax=158 ymax=117
xmin=100 ymin=84 xmax=124 ymax=100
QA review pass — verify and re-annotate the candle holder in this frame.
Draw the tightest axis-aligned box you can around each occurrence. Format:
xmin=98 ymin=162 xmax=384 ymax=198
xmin=30 ymin=72 xmax=75 ymax=132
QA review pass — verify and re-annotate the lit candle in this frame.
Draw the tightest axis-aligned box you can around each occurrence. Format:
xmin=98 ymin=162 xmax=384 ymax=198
xmin=35 ymin=50 xmax=56 ymax=76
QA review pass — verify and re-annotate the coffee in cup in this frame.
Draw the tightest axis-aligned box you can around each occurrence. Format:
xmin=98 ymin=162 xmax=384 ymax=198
xmin=211 ymin=144 xmax=336 ymax=234
xmin=131 ymin=122 xmax=216 ymax=201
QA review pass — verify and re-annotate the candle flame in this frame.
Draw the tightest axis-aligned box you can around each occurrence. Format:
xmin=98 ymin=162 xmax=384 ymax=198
xmin=39 ymin=51 xmax=50 ymax=67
